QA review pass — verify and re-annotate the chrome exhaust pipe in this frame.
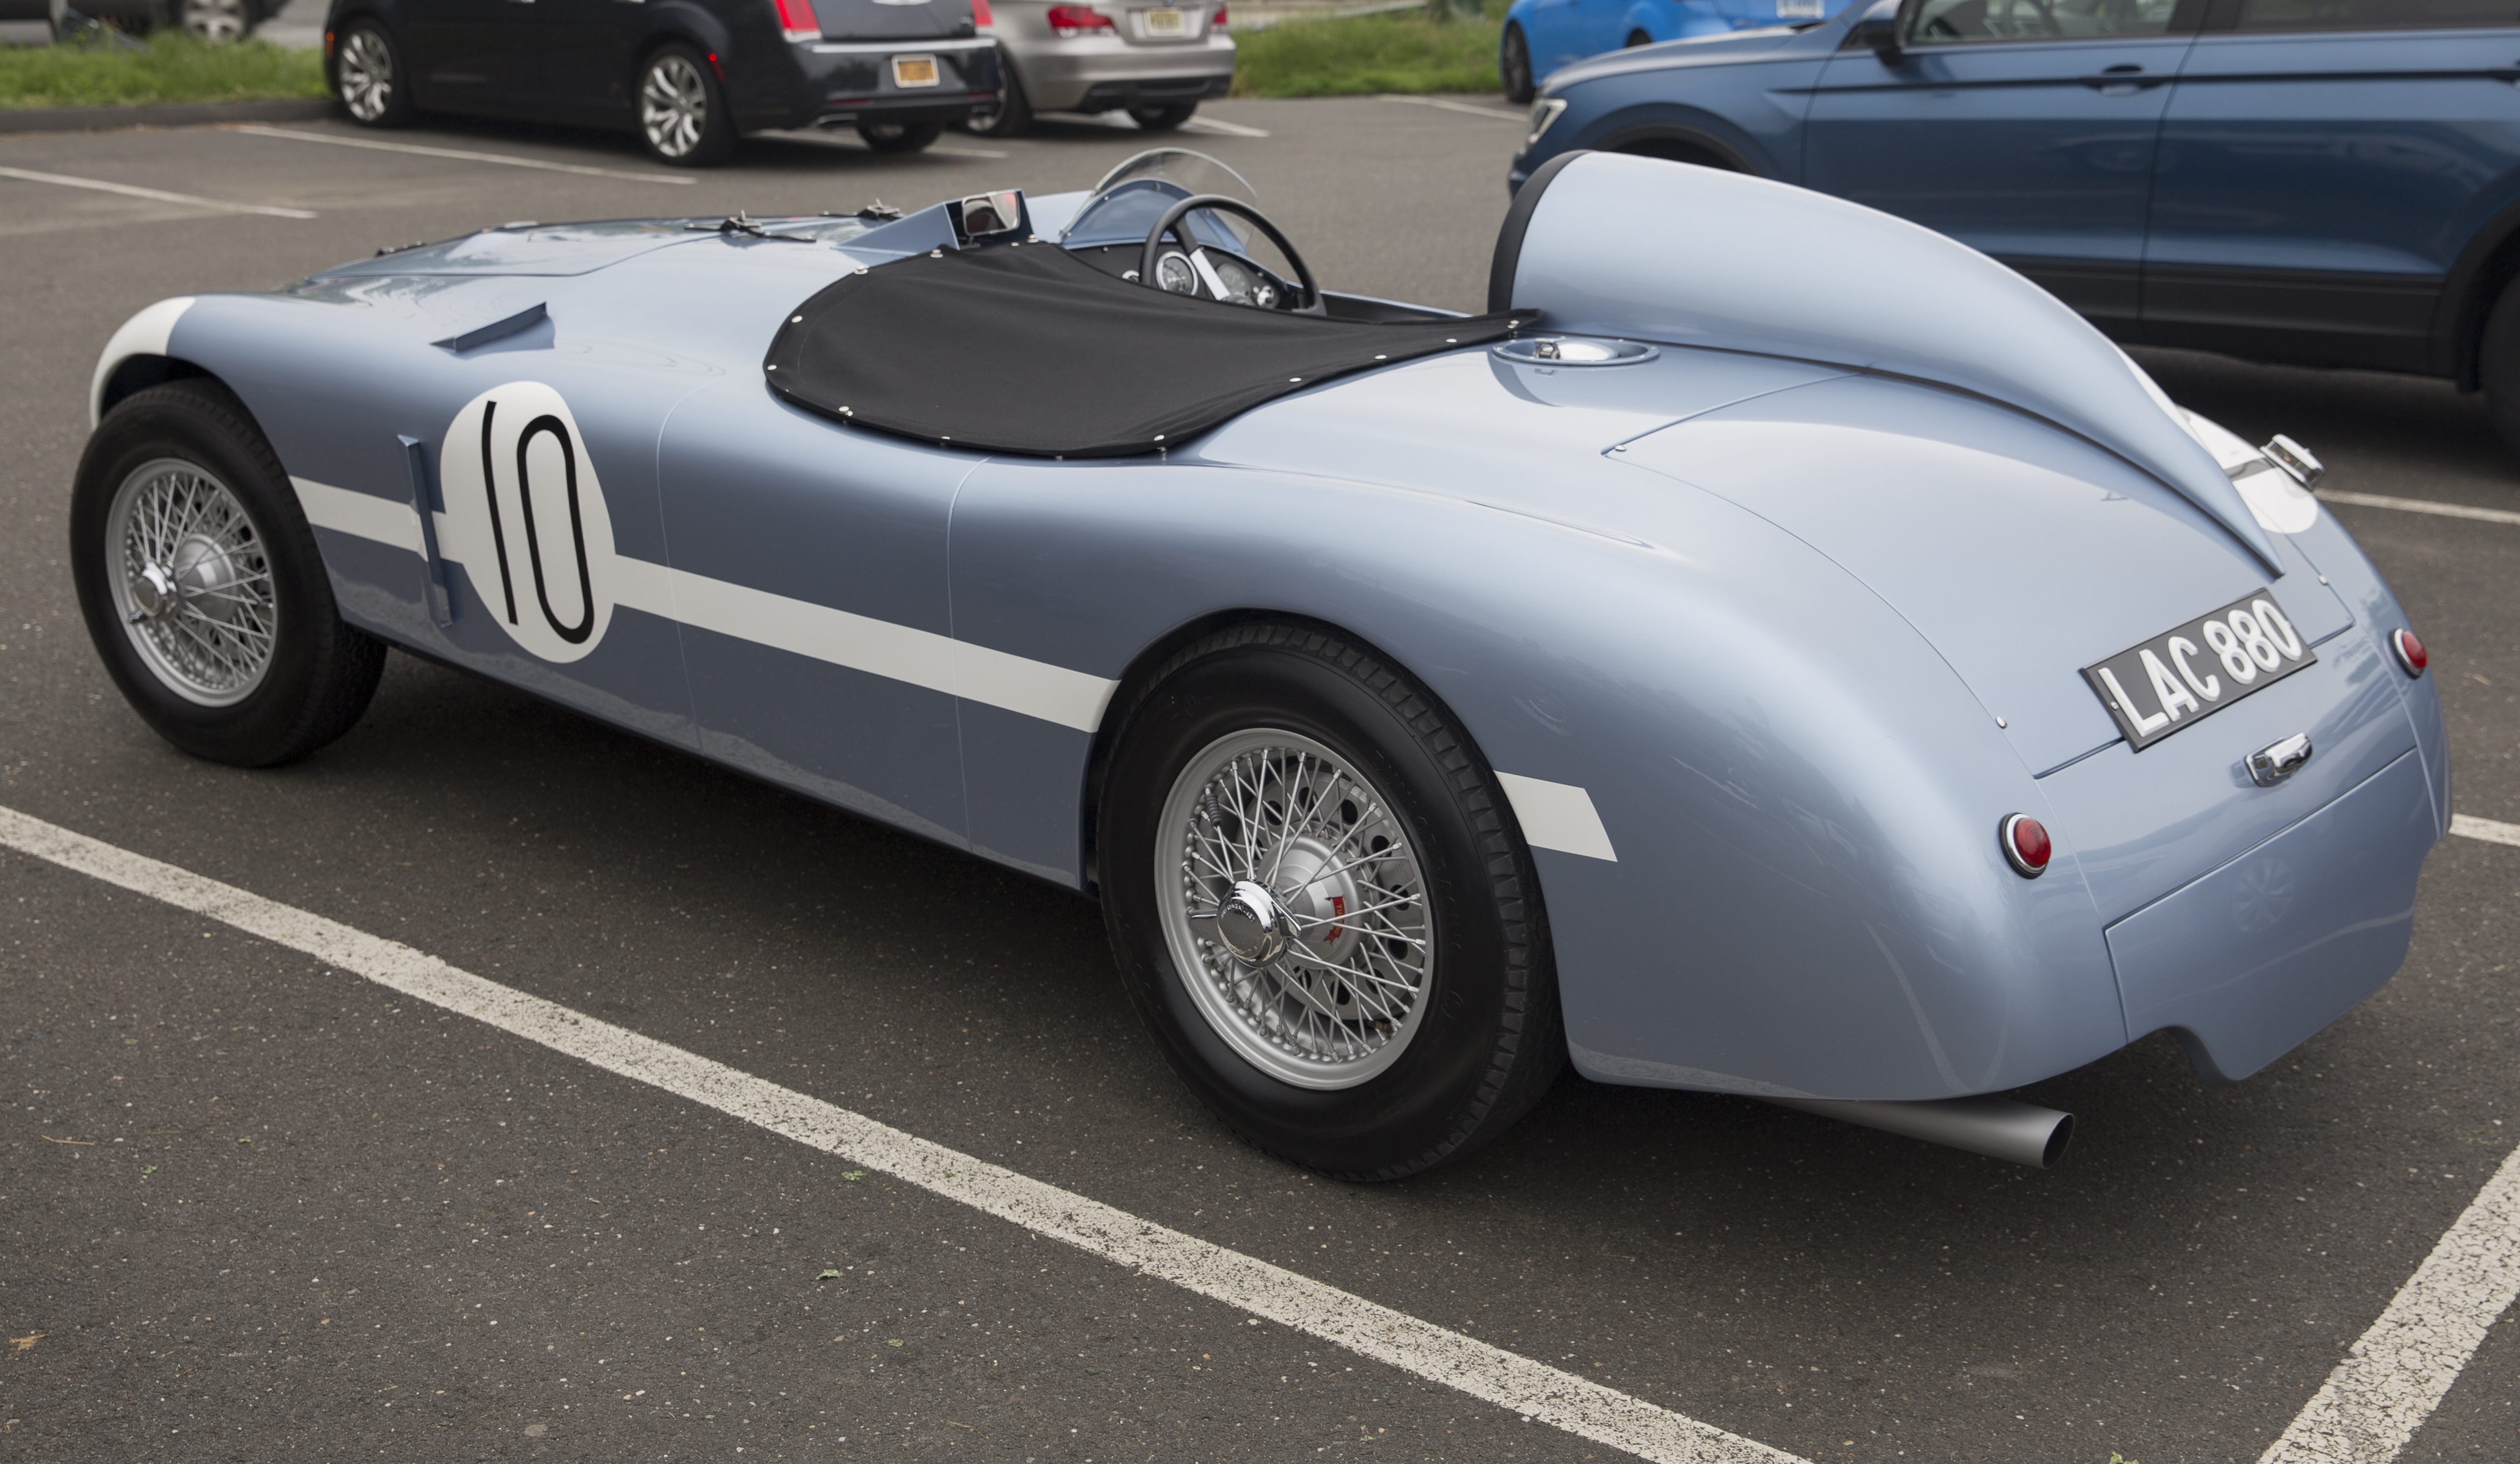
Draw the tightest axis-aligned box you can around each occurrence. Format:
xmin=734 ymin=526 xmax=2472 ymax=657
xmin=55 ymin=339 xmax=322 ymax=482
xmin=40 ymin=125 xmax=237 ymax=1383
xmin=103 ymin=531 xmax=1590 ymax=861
xmin=1765 ymin=1095 xmax=2073 ymax=1169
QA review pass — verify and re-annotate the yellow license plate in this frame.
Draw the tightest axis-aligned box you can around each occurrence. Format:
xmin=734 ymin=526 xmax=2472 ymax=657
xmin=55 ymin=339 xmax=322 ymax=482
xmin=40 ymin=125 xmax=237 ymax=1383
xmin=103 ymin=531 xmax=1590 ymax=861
xmin=891 ymin=55 xmax=940 ymax=87
xmin=1143 ymin=7 xmax=1187 ymax=35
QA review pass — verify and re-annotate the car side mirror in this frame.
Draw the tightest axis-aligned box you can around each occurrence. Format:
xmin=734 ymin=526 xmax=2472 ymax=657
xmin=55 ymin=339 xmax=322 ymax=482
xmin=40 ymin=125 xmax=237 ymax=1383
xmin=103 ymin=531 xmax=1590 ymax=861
xmin=1846 ymin=7 xmax=1903 ymax=64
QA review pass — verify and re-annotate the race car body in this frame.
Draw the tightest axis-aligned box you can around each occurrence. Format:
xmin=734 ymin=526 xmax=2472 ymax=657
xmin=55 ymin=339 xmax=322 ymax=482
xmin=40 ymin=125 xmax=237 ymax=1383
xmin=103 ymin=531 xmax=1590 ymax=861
xmin=76 ymin=149 xmax=2446 ymax=1176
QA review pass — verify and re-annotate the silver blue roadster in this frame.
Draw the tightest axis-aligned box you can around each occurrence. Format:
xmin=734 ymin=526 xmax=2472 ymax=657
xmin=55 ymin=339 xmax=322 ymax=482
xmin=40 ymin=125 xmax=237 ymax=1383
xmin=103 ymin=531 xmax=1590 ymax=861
xmin=73 ymin=148 xmax=2447 ymax=1177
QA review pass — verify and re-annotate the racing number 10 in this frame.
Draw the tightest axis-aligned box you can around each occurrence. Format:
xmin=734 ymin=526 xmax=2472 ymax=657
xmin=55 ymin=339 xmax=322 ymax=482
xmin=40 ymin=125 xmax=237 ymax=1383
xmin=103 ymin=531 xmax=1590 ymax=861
xmin=478 ymin=399 xmax=596 ymax=646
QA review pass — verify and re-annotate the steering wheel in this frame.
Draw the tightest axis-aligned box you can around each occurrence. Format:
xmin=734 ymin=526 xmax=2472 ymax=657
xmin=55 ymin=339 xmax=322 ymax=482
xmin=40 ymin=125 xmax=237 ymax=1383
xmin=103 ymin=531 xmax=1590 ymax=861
xmin=1139 ymin=195 xmax=1322 ymax=314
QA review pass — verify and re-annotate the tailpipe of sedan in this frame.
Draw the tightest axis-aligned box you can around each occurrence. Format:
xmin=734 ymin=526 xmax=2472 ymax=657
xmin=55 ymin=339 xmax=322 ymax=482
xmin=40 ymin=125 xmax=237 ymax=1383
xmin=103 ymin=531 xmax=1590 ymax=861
xmin=1765 ymin=1095 xmax=2073 ymax=1169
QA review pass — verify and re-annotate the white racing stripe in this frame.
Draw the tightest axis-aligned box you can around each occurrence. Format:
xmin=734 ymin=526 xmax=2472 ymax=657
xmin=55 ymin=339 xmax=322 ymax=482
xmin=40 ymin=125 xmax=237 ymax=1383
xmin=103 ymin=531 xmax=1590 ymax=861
xmin=0 ymin=802 xmax=1802 ymax=1464
xmin=1496 ymin=772 xmax=1619 ymax=861
xmin=2317 ymin=490 xmax=2520 ymax=529
xmin=2450 ymin=814 xmax=2520 ymax=849
xmin=288 ymin=477 xmax=1116 ymax=732
xmin=0 ymin=164 xmax=317 ymax=219
xmin=230 ymin=125 xmax=698 ymax=185
xmin=2258 ymin=1137 xmax=2520 ymax=1464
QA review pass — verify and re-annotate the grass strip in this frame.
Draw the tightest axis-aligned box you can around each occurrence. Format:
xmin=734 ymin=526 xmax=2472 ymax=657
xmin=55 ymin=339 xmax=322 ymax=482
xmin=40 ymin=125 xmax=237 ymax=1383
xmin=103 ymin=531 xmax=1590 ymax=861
xmin=1229 ymin=4 xmax=1502 ymax=98
xmin=0 ymin=32 xmax=329 ymax=110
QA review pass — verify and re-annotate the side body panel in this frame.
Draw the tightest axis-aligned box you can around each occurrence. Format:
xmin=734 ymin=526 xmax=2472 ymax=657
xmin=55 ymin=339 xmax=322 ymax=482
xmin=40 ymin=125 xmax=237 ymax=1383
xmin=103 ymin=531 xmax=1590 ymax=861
xmin=657 ymin=380 xmax=973 ymax=851
xmin=2145 ymin=24 xmax=2520 ymax=373
xmin=1802 ymin=31 xmax=2198 ymax=333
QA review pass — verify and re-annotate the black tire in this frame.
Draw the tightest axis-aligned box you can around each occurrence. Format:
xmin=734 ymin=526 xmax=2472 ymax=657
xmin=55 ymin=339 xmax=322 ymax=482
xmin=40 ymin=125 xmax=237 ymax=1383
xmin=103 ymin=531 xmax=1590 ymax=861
xmin=331 ymin=17 xmax=416 ymax=128
xmin=857 ymin=119 xmax=945 ymax=153
xmin=1624 ymin=27 xmax=1652 ymax=46
xmin=1098 ymin=623 xmax=1565 ymax=1181
xmin=636 ymin=43 xmax=738 ymax=167
xmin=2481 ymin=277 xmax=2520 ymax=458
xmin=1501 ymin=23 xmax=1534 ymax=105
xmin=1127 ymin=102 xmax=1198 ymax=131
xmin=71 ymin=381 xmax=386 ymax=768
xmin=964 ymin=47 xmax=1032 ymax=137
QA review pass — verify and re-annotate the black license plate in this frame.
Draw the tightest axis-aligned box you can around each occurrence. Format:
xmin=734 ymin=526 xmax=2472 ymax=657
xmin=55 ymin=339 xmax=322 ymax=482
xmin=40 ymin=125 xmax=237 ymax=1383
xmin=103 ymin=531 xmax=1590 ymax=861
xmin=2082 ymin=590 xmax=2317 ymax=751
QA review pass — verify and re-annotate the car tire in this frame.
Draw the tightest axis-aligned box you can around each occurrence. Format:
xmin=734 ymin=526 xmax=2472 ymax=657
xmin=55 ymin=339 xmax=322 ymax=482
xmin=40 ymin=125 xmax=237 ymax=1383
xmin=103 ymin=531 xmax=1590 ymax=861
xmin=1623 ymin=27 xmax=1650 ymax=46
xmin=637 ymin=44 xmax=738 ymax=168
xmin=331 ymin=18 xmax=416 ymax=128
xmin=71 ymin=380 xmax=386 ymax=768
xmin=964 ymin=48 xmax=1032 ymax=137
xmin=1097 ymin=622 xmax=1565 ymax=1181
xmin=179 ymin=0 xmax=251 ymax=41
xmin=2481 ymin=277 xmax=2520 ymax=458
xmin=857 ymin=119 xmax=946 ymax=153
xmin=1501 ymin=22 xmax=1534 ymax=105
xmin=1127 ymin=102 xmax=1197 ymax=131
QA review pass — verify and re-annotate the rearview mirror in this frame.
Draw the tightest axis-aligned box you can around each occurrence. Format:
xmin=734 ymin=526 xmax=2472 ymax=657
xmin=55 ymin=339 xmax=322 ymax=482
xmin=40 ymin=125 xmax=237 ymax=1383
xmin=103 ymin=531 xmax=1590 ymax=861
xmin=1846 ymin=2 xmax=1902 ymax=64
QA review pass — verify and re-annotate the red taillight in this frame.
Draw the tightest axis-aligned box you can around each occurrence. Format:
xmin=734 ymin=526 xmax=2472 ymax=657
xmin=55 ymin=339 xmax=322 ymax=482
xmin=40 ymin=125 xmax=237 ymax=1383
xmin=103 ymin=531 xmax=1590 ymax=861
xmin=2002 ymin=814 xmax=2051 ymax=879
xmin=2392 ymin=628 xmax=2428 ymax=677
xmin=1048 ymin=4 xmax=1115 ymax=34
xmin=1211 ymin=2 xmax=1227 ymax=24
xmin=972 ymin=0 xmax=993 ymax=25
xmin=773 ymin=0 xmax=820 ymax=42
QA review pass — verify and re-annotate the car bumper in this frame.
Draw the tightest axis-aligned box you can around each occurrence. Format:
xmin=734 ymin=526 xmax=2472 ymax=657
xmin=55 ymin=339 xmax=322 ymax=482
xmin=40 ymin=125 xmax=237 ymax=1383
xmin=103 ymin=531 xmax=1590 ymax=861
xmin=753 ymin=37 xmax=1000 ymax=129
xmin=2106 ymin=748 xmax=2438 ymax=1084
xmin=1005 ymin=34 xmax=1234 ymax=113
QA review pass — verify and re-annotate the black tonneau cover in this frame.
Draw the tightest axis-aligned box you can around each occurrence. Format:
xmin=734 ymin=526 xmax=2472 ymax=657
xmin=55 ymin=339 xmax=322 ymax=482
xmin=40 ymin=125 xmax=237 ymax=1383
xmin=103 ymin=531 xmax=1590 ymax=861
xmin=762 ymin=243 xmax=1519 ymax=458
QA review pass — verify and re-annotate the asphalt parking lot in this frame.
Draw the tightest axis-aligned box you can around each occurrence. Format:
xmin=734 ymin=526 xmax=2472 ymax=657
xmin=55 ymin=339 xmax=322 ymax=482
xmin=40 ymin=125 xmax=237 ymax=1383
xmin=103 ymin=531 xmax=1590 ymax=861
xmin=2 ymin=97 xmax=2516 ymax=1464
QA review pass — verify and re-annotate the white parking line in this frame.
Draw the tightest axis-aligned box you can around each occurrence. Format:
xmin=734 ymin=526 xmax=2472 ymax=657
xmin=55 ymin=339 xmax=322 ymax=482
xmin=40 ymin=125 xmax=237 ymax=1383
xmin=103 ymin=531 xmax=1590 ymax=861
xmin=1380 ymin=93 xmax=1525 ymax=121
xmin=2318 ymin=490 xmax=2520 ymax=529
xmin=2451 ymin=814 xmax=2520 ymax=849
xmin=230 ymin=124 xmax=698 ymax=184
xmin=0 ymin=164 xmax=317 ymax=219
xmin=1181 ymin=115 xmax=1271 ymax=138
xmin=2258 ymin=1138 xmax=2520 ymax=1464
xmin=0 ymin=802 xmax=1804 ymax=1464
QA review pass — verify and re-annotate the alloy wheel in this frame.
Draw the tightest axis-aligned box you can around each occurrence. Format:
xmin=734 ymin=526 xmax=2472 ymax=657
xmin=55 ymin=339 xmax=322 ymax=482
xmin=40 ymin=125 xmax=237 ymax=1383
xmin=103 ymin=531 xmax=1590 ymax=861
xmin=641 ymin=54 xmax=710 ymax=160
xmin=337 ymin=27 xmax=395 ymax=123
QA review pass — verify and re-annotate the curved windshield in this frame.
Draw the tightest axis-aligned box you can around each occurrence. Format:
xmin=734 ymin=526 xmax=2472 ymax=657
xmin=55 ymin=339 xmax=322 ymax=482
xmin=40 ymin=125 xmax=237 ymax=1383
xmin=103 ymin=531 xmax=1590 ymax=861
xmin=1060 ymin=148 xmax=1260 ymax=252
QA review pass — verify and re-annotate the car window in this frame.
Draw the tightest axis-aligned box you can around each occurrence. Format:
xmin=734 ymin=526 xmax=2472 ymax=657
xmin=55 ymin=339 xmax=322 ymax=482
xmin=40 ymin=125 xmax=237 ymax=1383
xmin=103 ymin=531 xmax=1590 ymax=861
xmin=1909 ymin=0 xmax=2181 ymax=41
xmin=2227 ymin=0 xmax=2519 ymax=30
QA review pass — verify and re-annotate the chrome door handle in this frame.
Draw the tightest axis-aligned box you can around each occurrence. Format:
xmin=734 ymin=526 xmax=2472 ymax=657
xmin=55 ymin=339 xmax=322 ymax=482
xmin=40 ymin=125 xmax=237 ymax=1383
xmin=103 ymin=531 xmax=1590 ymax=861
xmin=2248 ymin=733 xmax=2314 ymax=788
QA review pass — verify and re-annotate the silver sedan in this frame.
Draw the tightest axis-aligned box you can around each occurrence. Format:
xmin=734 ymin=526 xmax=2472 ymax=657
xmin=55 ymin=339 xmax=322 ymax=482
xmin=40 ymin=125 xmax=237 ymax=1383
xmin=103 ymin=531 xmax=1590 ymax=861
xmin=969 ymin=0 xmax=1235 ymax=136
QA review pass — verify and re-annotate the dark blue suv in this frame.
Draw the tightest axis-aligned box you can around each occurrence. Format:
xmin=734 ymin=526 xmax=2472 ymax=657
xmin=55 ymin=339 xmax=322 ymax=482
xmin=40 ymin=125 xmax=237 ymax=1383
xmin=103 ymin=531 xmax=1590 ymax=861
xmin=1509 ymin=0 xmax=2520 ymax=450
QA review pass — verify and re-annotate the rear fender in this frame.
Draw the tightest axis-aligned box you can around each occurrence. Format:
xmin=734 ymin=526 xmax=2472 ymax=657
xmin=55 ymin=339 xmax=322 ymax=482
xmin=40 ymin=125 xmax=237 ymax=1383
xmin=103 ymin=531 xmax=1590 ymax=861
xmin=948 ymin=451 xmax=2128 ymax=1102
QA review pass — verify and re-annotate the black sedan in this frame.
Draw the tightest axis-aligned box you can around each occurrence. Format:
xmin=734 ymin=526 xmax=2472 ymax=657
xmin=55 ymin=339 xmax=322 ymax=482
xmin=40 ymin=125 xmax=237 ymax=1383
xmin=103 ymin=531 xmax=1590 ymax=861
xmin=322 ymin=0 xmax=998 ymax=164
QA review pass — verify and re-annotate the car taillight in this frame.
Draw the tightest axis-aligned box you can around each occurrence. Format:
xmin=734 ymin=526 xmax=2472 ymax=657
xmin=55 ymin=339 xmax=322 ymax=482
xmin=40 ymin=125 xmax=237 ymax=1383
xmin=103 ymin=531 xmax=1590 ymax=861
xmin=2001 ymin=814 xmax=2051 ymax=878
xmin=1048 ymin=4 xmax=1115 ymax=35
xmin=773 ymin=0 xmax=821 ymax=43
xmin=1210 ymin=2 xmax=1227 ymax=25
xmin=972 ymin=0 xmax=993 ymax=24
xmin=2392 ymin=628 xmax=2428 ymax=677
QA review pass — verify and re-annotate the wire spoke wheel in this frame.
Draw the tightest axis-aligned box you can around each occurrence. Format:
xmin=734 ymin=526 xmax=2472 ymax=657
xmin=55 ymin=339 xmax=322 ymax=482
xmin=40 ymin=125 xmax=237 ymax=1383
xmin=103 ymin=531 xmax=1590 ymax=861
xmin=338 ymin=27 xmax=395 ymax=122
xmin=104 ymin=457 xmax=279 ymax=707
xmin=641 ymin=54 xmax=710 ymax=159
xmin=1157 ymin=729 xmax=1432 ymax=1089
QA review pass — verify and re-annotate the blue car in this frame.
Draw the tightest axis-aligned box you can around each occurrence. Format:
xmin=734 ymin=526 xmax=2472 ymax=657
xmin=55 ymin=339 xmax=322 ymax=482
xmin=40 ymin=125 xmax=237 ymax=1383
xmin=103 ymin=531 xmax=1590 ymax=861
xmin=1510 ymin=0 xmax=2520 ymax=450
xmin=1498 ymin=0 xmax=1863 ymax=103
xmin=74 ymin=149 xmax=2444 ymax=1178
